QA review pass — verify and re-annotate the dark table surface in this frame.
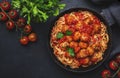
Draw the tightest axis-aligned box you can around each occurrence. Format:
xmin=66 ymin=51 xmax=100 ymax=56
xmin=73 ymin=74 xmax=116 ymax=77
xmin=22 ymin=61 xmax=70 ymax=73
xmin=0 ymin=0 xmax=120 ymax=78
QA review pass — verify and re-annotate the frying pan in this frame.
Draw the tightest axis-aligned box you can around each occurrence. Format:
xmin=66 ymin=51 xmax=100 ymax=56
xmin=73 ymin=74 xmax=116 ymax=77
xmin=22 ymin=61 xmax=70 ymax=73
xmin=48 ymin=8 xmax=112 ymax=73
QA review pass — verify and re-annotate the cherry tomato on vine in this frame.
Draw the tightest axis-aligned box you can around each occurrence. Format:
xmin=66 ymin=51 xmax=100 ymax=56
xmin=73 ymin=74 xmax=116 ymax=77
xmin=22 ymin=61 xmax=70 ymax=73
xmin=8 ymin=10 xmax=18 ymax=19
xmin=109 ymin=60 xmax=119 ymax=70
xmin=20 ymin=36 xmax=29 ymax=45
xmin=16 ymin=18 xmax=26 ymax=27
xmin=0 ymin=1 xmax=11 ymax=11
xmin=24 ymin=24 xmax=32 ymax=33
xmin=6 ymin=20 xmax=15 ymax=30
xmin=0 ymin=12 xmax=8 ymax=21
xmin=28 ymin=33 xmax=37 ymax=42
xmin=116 ymin=53 xmax=120 ymax=64
xmin=101 ymin=69 xmax=111 ymax=78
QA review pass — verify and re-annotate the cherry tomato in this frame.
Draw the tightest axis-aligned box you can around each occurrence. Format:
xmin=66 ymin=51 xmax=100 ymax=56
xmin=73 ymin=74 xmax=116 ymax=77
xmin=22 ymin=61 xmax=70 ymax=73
xmin=0 ymin=1 xmax=11 ymax=11
xmin=16 ymin=18 xmax=26 ymax=27
xmin=116 ymin=53 xmax=120 ymax=64
xmin=28 ymin=33 xmax=37 ymax=42
xmin=0 ymin=12 xmax=8 ymax=21
xmin=20 ymin=36 xmax=29 ymax=45
xmin=24 ymin=25 xmax=32 ymax=33
xmin=6 ymin=20 xmax=15 ymax=30
xmin=109 ymin=60 xmax=119 ymax=70
xmin=101 ymin=69 xmax=111 ymax=78
xmin=8 ymin=10 xmax=18 ymax=19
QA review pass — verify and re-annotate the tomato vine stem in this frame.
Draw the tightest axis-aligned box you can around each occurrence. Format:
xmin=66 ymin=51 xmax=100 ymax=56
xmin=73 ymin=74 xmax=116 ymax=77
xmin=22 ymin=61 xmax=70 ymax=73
xmin=112 ymin=67 xmax=120 ymax=78
xmin=0 ymin=6 xmax=24 ymax=36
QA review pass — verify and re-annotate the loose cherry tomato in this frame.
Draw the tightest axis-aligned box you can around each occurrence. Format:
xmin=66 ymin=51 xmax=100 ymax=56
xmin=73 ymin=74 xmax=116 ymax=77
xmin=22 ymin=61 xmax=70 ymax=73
xmin=28 ymin=33 xmax=37 ymax=42
xmin=8 ymin=10 xmax=18 ymax=19
xmin=6 ymin=20 xmax=15 ymax=30
xmin=109 ymin=60 xmax=119 ymax=70
xmin=0 ymin=12 xmax=8 ymax=21
xmin=101 ymin=69 xmax=111 ymax=78
xmin=116 ymin=53 xmax=120 ymax=64
xmin=0 ymin=1 xmax=11 ymax=11
xmin=16 ymin=18 xmax=26 ymax=27
xmin=20 ymin=36 xmax=29 ymax=45
xmin=24 ymin=25 xmax=32 ymax=33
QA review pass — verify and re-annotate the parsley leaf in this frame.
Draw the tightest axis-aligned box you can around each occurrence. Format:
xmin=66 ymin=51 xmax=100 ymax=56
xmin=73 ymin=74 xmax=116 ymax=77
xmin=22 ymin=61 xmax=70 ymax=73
xmin=11 ymin=0 xmax=66 ymax=24
xmin=67 ymin=47 xmax=75 ymax=57
xmin=65 ymin=30 xmax=72 ymax=36
xmin=56 ymin=32 xmax=64 ymax=39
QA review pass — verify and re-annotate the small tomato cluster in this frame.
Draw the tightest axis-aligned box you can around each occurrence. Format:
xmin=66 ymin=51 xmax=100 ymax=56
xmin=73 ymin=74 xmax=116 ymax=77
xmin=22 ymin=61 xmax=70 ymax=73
xmin=0 ymin=0 xmax=37 ymax=45
xmin=101 ymin=53 xmax=120 ymax=78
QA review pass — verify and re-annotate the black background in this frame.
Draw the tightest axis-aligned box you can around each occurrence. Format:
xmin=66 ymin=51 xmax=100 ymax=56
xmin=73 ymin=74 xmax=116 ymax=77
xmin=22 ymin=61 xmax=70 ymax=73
xmin=0 ymin=0 xmax=120 ymax=78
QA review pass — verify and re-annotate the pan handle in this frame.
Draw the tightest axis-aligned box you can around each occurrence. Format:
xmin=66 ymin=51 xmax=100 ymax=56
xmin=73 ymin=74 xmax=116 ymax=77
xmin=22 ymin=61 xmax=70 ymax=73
xmin=100 ymin=9 xmax=115 ymax=27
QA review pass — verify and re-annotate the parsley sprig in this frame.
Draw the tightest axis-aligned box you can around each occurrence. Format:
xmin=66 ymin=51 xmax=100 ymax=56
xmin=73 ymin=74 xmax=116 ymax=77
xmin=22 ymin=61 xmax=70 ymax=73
xmin=11 ymin=0 xmax=66 ymax=24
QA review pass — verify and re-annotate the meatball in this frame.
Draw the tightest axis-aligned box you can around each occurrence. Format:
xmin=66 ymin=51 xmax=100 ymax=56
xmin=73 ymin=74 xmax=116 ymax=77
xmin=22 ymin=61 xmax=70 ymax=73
xmin=69 ymin=41 xmax=78 ymax=48
xmin=91 ymin=57 xmax=98 ymax=63
xmin=79 ymin=42 xmax=88 ymax=49
xmin=92 ymin=42 xmax=101 ymax=52
xmin=74 ymin=47 xmax=81 ymax=53
xmin=76 ymin=49 xmax=89 ymax=58
xmin=87 ymin=47 xmax=94 ymax=56
xmin=60 ymin=41 xmax=69 ymax=48
xmin=80 ymin=57 xmax=90 ymax=65
xmin=92 ymin=24 xmax=101 ymax=34
xmin=75 ymin=21 xmax=82 ymax=30
xmin=73 ymin=31 xmax=81 ymax=41
xmin=80 ymin=33 xmax=90 ymax=42
xmin=91 ymin=52 xmax=103 ymax=63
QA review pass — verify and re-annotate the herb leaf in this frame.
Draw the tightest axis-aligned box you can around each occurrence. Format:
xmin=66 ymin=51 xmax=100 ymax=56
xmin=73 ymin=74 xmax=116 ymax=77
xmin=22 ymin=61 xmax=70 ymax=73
xmin=56 ymin=32 xmax=64 ymax=39
xmin=11 ymin=0 xmax=66 ymax=24
xmin=65 ymin=30 xmax=72 ymax=36
xmin=67 ymin=47 xmax=75 ymax=57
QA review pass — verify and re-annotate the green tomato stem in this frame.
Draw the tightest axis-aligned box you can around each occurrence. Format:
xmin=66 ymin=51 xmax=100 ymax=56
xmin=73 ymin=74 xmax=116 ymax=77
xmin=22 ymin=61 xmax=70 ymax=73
xmin=112 ymin=67 xmax=120 ymax=78
xmin=0 ymin=6 xmax=19 ymax=31
xmin=27 ymin=13 xmax=31 ymax=24
xmin=0 ymin=6 xmax=25 ymax=38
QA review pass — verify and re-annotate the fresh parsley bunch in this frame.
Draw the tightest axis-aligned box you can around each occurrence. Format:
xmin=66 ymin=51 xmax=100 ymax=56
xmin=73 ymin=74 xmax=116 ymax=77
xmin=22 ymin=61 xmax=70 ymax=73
xmin=11 ymin=0 xmax=65 ymax=24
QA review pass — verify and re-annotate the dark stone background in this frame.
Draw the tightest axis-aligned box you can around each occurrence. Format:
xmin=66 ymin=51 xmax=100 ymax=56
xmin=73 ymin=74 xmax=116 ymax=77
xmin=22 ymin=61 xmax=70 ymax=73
xmin=0 ymin=0 xmax=120 ymax=78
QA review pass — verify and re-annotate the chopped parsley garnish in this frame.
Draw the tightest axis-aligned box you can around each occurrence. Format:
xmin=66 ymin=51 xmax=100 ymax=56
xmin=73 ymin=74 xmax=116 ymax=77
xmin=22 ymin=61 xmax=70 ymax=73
xmin=65 ymin=30 xmax=72 ymax=36
xmin=56 ymin=32 xmax=64 ymax=39
xmin=67 ymin=47 xmax=75 ymax=57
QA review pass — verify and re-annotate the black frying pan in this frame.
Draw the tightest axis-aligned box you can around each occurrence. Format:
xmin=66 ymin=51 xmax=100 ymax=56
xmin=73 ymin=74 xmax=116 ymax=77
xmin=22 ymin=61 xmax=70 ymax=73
xmin=48 ymin=8 xmax=112 ymax=73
